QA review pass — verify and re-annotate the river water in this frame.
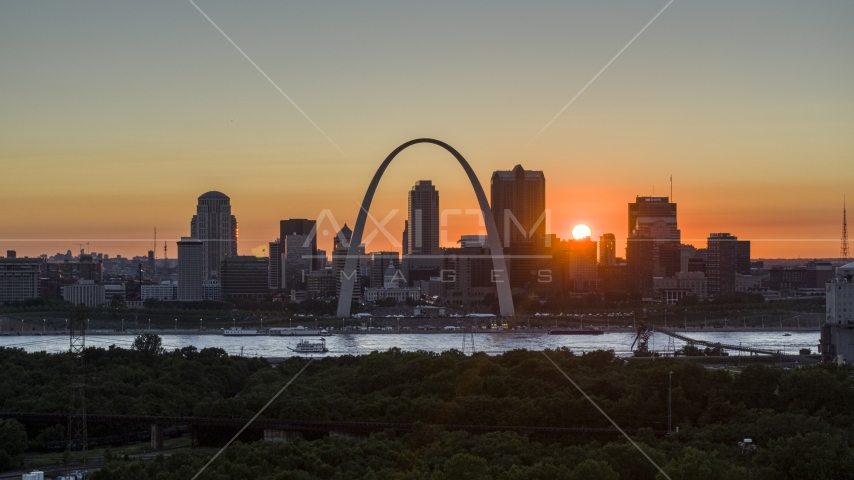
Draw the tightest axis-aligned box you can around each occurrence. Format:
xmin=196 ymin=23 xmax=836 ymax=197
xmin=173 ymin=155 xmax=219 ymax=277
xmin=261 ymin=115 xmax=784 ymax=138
xmin=0 ymin=330 xmax=820 ymax=358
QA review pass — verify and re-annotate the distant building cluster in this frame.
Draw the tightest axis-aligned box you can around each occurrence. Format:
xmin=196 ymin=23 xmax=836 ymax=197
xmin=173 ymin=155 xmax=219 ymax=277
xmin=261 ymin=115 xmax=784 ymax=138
xmin=0 ymin=174 xmax=849 ymax=311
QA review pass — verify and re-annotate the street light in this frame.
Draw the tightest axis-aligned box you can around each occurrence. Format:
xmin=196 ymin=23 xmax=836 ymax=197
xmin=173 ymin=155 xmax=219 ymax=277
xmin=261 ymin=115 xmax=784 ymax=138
xmin=148 ymin=319 xmax=151 ymax=331
xmin=739 ymin=438 xmax=756 ymax=479
xmin=199 ymin=318 xmax=203 ymax=333
xmin=43 ymin=319 xmax=46 ymax=333
xmin=668 ymin=371 xmax=673 ymax=434
xmin=174 ymin=319 xmax=177 ymax=331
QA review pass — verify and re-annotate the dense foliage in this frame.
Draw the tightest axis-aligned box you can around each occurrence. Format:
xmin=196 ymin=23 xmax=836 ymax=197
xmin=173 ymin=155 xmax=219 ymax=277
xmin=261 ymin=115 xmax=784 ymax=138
xmin=93 ymin=427 xmax=854 ymax=480
xmin=1 ymin=338 xmax=853 ymax=478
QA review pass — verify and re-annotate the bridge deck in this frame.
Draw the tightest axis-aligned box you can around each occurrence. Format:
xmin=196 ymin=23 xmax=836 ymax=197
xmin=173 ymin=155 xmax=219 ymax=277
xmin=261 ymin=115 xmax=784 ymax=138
xmin=655 ymin=327 xmax=818 ymax=364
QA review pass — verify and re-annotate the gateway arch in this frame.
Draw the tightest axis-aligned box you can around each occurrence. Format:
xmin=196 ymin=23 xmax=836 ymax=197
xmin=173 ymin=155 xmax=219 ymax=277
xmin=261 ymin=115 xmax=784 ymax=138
xmin=336 ymin=138 xmax=515 ymax=318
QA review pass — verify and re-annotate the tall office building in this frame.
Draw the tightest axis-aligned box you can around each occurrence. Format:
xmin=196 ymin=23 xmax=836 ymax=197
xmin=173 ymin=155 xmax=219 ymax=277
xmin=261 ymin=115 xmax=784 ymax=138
xmin=407 ymin=181 xmax=439 ymax=255
xmin=371 ymin=252 xmax=400 ymax=288
xmin=332 ymin=225 xmax=361 ymax=300
xmin=569 ymin=238 xmax=598 ymax=291
xmin=190 ymin=191 xmax=238 ymax=280
xmin=599 ymin=233 xmax=616 ymax=265
xmin=0 ymin=257 xmax=41 ymax=302
xmin=268 ymin=239 xmax=283 ymax=291
xmin=221 ymin=256 xmax=269 ymax=301
xmin=491 ymin=165 xmax=546 ymax=247
xmin=283 ymin=234 xmax=312 ymax=290
xmin=280 ymin=219 xmax=318 ymax=269
xmin=626 ymin=196 xmax=681 ymax=295
xmin=279 ymin=219 xmax=317 ymax=290
xmin=706 ymin=233 xmax=750 ymax=296
xmin=177 ymin=237 xmax=203 ymax=301
xmin=736 ymin=241 xmax=751 ymax=275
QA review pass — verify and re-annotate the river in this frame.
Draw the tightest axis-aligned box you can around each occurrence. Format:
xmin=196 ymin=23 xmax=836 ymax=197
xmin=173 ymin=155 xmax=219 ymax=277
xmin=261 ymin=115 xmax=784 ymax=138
xmin=0 ymin=330 xmax=820 ymax=358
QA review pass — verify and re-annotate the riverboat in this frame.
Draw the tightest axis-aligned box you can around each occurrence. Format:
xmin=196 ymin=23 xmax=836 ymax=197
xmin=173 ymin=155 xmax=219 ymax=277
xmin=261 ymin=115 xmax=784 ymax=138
xmin=548 ymin=328 xmax=604 ymax=336
xmin=222 ymin=327 xmax=262 ymax=336
xmin=289 ymin=338 xmax=328 ymax=354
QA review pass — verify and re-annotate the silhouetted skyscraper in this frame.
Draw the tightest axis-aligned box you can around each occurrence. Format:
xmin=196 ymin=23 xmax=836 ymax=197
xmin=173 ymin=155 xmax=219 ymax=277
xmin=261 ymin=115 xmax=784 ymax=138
xmin=407 ymin=181 xmax=439 ymax=255
xmin=268 ymin=239 xmax=282 ymax=290
xmin=280 ymin=219 xmax=318 ymax=270
xmin=177 ymin=237 xmax=203 ymax=301
xmin=491 ymin=165 xmax=546 ymax=247
xmin=221 ymin=256 xmax=269 ymax=301
xmin=707 ymin=233 xmax=738 ymax=296
xmin=706 ymin=233 xmax=750 ymax=297
xmin=190 ymin=191 xmax=237 ymax=280
xmin=278 ymin=219 xmax=317 ymax=290
xmin=371 ymin=252 xmax=400 ymax=288
xmin=626 ymin=196 xmax=681 ymax=295
xmin=599 ymin=233 xmax=616 ymax=265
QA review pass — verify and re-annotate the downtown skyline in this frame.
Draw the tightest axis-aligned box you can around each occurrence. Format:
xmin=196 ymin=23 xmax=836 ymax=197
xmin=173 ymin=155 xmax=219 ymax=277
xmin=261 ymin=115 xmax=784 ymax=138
xmin=1 ymin=1 xmax=852 ymax=259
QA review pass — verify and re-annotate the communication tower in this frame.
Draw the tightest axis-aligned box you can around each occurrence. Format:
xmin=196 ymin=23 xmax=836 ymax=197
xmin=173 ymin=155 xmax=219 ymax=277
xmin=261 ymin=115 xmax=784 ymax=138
xmin=66 ymin=306 xmax=88 ymax=470
xmin=842 ymin=197 xmax=849 ymax=260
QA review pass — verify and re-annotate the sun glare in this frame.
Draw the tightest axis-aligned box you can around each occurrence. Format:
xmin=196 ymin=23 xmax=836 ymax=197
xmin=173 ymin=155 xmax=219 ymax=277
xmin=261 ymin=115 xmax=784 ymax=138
xmin=572 ymin=224 xmax=592 ymax=240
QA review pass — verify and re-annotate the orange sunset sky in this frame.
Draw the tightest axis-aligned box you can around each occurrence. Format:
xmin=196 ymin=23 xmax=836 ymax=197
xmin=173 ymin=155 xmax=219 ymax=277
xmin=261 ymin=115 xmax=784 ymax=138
xmin=1 ymin=1 xmax=852 ymax=260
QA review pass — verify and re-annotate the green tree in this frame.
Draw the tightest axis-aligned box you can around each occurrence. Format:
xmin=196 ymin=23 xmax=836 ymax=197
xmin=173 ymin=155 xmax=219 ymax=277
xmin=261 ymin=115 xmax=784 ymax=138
xmin=753 ymin=432 xmax=854 ymax=480
xmin=132 ymin=333 xmax=164 ymax=356
xmin=438 ymin=453 xmax=490 ymax=480
xmin=659 ymin=447 xmax=746 ymax=480
xmin=568 ymin=459 xmax=620 ymax=480
xmin=0 ymin=419 xmax=27 ymax=470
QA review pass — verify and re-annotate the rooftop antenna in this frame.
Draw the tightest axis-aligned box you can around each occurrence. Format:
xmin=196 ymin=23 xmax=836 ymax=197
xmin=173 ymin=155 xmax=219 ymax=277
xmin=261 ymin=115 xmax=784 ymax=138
xmin=842 ymin=197 xmax=849 ymax=260
xmin=670 ymin=175 xmax=673 ymax=200
xmin=153 ymin=227 xmax=157 ymax=277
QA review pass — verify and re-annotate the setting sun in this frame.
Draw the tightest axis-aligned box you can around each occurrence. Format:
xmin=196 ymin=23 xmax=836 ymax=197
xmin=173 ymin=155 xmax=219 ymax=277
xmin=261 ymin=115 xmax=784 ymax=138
xmin=572 ymin=224 xmax=592 ymax=240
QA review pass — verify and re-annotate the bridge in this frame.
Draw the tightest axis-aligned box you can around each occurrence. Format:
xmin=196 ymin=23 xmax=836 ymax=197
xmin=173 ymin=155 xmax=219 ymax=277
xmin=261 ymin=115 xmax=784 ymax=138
xmin=655 ymin=327 xmax=819 ymax=364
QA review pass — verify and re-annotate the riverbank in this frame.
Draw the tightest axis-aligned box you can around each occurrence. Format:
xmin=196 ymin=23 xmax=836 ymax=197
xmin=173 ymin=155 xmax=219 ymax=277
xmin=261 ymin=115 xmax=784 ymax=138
xmin=0 ymin=325 xmax=821 ymax=337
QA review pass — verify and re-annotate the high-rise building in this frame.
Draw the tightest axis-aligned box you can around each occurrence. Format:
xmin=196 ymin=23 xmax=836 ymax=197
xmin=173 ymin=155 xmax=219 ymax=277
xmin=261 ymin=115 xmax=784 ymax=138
xmin=569 ymin=238 xmax=598 ymax=291
xmin=371 ymin=252 xmax=400 ymax=288
xmin=626 ymin=196 xmax=681 ymax=295
xmin=707 ymin=233 xmax=750 ymax=297
xmin=268 ymin=239 xmax=283 ymax=291
xmin=441 ymin=241 xmax=495 ymax=306
xmin=402 ymin=220 xmax=409 ymax=255
xmin=316 ymin=249 xmax=328 ymax=270
xmin=407 ymin=181 xmax=439 ymax=255
xmin=491 ymin=165 xmax=547 ymax=289
xmin=177 ymin=237 xmax=203 ymax=301
xmin=280 ymin=219 xmax=318 ymax=269
xmin=599 ymin=233 xmax=616 ymax=265
xmin=221 ymin=256 xmax=269 ymax=301
xmin=0 ymin=257 xmax=41 ymax=302
xmin=736 ymin=241 xmax=751 ymax=275
xmin=147 ymin=250 xmax=155 ymax=274
xmin=283 ymin=234 xmax=312 ymax=291
xmin=491 ymin=165 xmax=546 ymax=247
xmin=332 ymin=225 xmax=361 ymax=301
xmin=190 ymin=191 xmax=238 ymax=280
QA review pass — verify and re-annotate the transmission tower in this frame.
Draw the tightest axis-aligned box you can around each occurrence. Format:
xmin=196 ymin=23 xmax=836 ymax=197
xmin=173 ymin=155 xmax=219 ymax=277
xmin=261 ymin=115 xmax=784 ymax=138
xmin=461 ymin=321 xmax=476 ymax=355
xmin=842 ymin=197 xmax=849 ymax=260
xmin=66 ymin=306 xmax=88 ymax=470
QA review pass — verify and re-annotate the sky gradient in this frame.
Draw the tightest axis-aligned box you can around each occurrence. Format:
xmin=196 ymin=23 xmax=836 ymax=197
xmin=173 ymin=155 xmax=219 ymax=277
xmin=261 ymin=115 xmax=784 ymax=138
xmin=1 ymin=1 xmax=852 ymax=259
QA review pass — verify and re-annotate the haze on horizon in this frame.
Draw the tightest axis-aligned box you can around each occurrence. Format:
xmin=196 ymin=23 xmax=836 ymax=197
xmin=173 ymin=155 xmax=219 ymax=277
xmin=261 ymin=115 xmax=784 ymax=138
xmin=1 ymin=1 xmax=852 ymax=259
